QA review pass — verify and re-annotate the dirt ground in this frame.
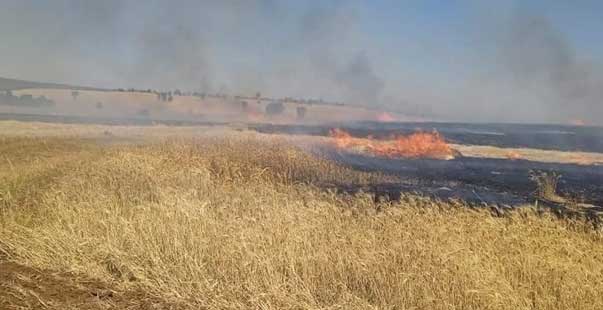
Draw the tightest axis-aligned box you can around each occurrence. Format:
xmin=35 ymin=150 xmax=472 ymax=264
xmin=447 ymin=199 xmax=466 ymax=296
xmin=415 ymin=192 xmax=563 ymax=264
xmin=0 ymin=260 xmax=180 ymax=309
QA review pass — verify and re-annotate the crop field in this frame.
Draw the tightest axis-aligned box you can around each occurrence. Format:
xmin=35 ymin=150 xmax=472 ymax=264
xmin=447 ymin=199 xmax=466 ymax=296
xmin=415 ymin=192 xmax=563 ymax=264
xmin=1 ymin=121 xmax=603 ymax=309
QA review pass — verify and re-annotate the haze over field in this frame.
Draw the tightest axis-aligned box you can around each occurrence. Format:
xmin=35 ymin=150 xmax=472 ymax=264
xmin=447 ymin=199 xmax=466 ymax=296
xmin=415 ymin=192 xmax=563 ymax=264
xmin=2 ymin=3 xmax=603 ymax=308
xmin=1 ymin=1 xmax=602 ymax=125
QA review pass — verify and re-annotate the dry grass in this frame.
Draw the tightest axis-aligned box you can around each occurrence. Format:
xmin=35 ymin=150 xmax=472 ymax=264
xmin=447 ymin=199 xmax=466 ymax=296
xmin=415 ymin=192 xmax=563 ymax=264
xmin=1 ymin=132 xmax=603 ymax=309
xmin=7 ymin=88 xmax=405 ymax=124
xmin=455 ymin=144 xmax=603 ymax=166
xmin=529 ymin=170 xmax=567 ymax=204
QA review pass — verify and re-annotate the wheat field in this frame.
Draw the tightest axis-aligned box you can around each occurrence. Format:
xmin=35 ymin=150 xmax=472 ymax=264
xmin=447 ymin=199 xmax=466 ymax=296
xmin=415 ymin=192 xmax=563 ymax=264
xmin=1 ymin=125 xmax=602 ymax=309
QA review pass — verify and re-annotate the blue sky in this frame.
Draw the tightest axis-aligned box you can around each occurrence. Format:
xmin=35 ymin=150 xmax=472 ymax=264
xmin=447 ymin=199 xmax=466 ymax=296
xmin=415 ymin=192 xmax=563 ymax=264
xmin=1 ymin=1 xmax=602 ymax=123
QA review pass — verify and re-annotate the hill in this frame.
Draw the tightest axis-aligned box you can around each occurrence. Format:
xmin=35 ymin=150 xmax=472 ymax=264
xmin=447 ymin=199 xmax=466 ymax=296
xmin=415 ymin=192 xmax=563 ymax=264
xmin=0 ymin=76 xmax=103 ymax=91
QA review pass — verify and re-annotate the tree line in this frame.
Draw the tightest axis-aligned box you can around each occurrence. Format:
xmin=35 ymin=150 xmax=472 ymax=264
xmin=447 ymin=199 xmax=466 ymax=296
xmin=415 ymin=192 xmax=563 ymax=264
xmin=0 ymin=90 xmax=55 ymax=107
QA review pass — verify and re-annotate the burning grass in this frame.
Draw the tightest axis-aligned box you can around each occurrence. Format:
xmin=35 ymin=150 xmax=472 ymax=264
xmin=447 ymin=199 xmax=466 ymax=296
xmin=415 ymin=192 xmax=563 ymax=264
xmin=375 ymin=111 xmax=396 ymax=122
xmin=506 ymin=150 xmax=523 ymax=160
xmin=1 ymin=131 xmax=603 ymax=309
xmin=330 ymin=128 xmax=457 ymax=160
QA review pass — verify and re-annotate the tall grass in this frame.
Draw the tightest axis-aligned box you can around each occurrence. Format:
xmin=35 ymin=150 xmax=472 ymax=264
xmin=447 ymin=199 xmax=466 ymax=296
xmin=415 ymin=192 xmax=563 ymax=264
xmin=1 ymin=135 xmax=602 ymax=309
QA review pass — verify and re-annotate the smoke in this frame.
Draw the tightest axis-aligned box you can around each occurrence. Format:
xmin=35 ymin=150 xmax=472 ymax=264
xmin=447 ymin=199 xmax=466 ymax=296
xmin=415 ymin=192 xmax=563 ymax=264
xmin=503 ymin=14 xmax=575 ymax=89
xmin=0 ymin=1 xmax=601 ymax=125
xmin=405 ymin=5 xmax=603 ymax=125
xmin=335 ymin=52 xmax=384 ymax=104
xmin=294 ymin=4 xmax=385 ymax=104
xmin=127 ymin=23 xmax=211 ymax=91
xmin=2 ymin=1 xmax=387 ymax=102
xmin=0 ymin=1 xmax=267 ymax=91
xmin=496 ymin=10 xmax=603 ymax=124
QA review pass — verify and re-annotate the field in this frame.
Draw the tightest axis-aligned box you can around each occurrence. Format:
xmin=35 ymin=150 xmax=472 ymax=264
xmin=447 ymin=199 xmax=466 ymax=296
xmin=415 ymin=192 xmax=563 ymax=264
xmin=1 ymin=87 xmax=413 ymax=125
xmin=1 ymin=121 xmax=603 ymax=309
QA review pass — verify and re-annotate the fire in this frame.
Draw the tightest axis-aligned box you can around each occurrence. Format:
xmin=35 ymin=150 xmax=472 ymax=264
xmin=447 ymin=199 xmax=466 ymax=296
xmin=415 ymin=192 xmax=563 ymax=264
xmin=505 ymin=150 xmax=522 ymax=160
xmin=376 ymin=112 xmax=396 ymax=122
xmin=330 ymin=128 xmax=456 ymax=160
xmin=246 ymin=110 xmax=263 ymax=121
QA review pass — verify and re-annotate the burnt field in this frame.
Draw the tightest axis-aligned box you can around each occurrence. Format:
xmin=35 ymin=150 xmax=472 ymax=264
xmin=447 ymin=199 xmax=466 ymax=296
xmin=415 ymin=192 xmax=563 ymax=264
xmin=254 ymin=121 xmax=603 ymax=153
xmin=254 ymin=121 xmax=603 ymax=210
xmin=323 ymin=151 xmax=603 ymax=207
xmin=2 ymin=113 xmax=602 ymax=209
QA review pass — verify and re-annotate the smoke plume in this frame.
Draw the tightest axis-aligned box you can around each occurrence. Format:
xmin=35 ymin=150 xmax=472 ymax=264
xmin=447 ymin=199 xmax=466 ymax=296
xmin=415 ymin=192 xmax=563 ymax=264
xmin=0 ymin=1 xmax=601 ymax=125
xmin=491 ymin=10 xmax=603 ymax=124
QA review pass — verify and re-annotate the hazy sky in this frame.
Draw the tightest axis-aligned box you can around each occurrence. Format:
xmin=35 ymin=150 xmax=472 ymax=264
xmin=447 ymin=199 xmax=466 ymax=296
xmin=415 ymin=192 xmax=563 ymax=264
xmin=1 ymin=1 xmax=602 ymax=124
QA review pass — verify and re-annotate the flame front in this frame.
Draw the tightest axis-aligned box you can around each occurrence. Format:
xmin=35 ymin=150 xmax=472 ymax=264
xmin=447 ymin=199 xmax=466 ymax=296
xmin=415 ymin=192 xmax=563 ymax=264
xmin=330 ymin=128 xmax=456 ymax=160
xmin=505 ymin=151 xmax=522 ymax=160
xmin=376 ymin=112 xmax=396 ymax=122
xmin=569 ymin=119 xmax=586 ymax=126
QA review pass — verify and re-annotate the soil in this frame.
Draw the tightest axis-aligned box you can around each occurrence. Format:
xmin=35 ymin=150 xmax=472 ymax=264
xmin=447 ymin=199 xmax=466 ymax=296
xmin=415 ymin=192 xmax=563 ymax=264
xmin=0 ymin=260 xmax=181 ymax=310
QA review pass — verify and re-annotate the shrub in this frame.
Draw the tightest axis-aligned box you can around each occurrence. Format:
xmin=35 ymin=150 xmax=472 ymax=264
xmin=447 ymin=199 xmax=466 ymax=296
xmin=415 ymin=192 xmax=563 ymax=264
xmin=265 ymin=101 xmax=285 ymax=116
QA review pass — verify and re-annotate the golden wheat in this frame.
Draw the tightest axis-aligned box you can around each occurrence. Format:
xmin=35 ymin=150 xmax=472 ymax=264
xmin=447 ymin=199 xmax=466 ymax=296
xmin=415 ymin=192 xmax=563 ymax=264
xmin=1 ymin=132 xmax=602 ymax=309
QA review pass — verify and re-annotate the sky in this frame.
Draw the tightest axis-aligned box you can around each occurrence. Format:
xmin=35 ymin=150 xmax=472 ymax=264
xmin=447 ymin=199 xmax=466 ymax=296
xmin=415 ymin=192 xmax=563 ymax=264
xmin=1 ymin=0 xmax=602 ymax=124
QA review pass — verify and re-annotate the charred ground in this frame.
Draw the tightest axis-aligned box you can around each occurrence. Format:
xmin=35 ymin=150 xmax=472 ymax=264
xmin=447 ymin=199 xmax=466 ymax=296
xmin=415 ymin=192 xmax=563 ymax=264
xmin=252 ymin=121 xmax=603 ymax=210
xmin=253 ymin=121 xmax=603 ymax=153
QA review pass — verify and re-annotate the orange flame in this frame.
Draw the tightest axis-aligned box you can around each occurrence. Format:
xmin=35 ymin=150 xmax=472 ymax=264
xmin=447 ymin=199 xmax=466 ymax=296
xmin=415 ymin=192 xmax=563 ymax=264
xmin=376 ymin=112 xmax=396 ymax=122
xmin=330 ymin=128 xmax=456 ymax=160
xmin=569 ymin=119 xmax=586 ymax=126
xmin=505 ymin=150 xmax=522 ymax=160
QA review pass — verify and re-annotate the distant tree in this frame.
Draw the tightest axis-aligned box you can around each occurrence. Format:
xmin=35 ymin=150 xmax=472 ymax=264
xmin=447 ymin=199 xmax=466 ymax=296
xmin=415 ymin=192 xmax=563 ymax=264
xmin=37 ymin=96 xmax=54 ymax=106
xmin=255 ymin=92 xmax=261 ymax=99
xmin=174 ymin=89 xmax=182 ymax=96
xmin=96 ymin=102 xmax=104 ymax=109
xmin=265 ymin=101 xmax=285 ymax=116
xmin=296 ymin=106 xmax=307 ymax=120
xmin=168 ymin=95 xmax=173 ymax=102
xmin=240 ymin=101 xmax=248 ymax=111
xmin=71 ymin=91 xmax=79 ymax=101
